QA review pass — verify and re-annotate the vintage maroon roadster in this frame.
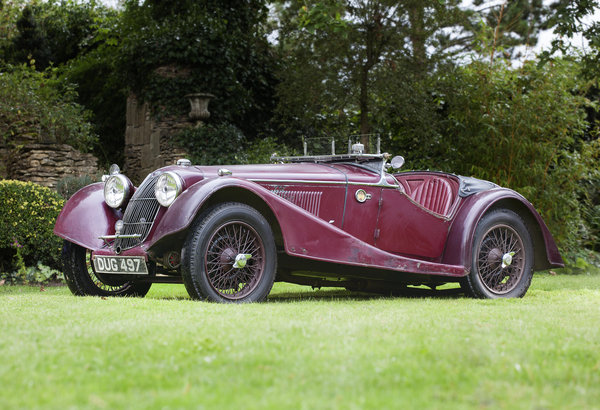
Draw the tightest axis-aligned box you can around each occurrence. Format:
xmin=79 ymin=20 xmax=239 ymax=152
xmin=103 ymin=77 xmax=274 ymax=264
xmin=54 ymin=145 xmax=563 ymax=302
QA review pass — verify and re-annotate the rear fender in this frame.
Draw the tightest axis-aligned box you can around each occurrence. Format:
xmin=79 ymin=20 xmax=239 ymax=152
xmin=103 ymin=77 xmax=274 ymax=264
xmin=53 ymin=183 xmax=121 ymax=251
xmin=443 ymin=189 xmax=563 ymax=271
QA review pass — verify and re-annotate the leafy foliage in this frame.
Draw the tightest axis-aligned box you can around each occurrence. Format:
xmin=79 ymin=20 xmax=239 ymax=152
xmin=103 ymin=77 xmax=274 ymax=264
xmin=0 ymin=63 xmax=97 ymax=152
xmin=0 ymin=261 xmax=63 ymax=285
xmin=471 ymin=0 xmax=550 ymax=61
xmin=174 ymin=123 xmax=247 ymax=166
xmin=245 ymin=136 xmax=298 ymax=164
xmin=0 ymin=0 xmax=28 ymax=60
xmin=5 ymin=0 xmax=112 ymax=69
xmin=272 ymin=0 xmax=486 ymax=148
xmin=0 ymin=1 xmax=123 ymax=164
xmin=116 ymin=0 xmax=277 ymax=141
xmin=55 ymin=174 xmax=97 ymax=199
xmin=0 ymin=180 xmax=64 ymax=272
xmin=438 ymin=58 xmax=598 ymax=250
xmin=60 ymin=46 xmax=126 ymax=165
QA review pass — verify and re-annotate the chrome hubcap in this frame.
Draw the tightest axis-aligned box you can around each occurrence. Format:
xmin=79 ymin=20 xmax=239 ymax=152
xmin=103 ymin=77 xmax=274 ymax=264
xmin=233 ymin=253 xmax=253 ymax=269
xmin=501 ymin=252 xmax=515 ymax=269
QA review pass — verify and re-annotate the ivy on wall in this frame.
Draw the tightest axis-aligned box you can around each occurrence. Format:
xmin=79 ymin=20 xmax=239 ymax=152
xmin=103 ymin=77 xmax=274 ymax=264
xmin=117 ymin=0 xmax=278 ymax=141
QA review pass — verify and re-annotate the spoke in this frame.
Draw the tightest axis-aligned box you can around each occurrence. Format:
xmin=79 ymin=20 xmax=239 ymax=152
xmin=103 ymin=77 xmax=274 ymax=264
xmin=87 ymin=251 xmax=128 ymax=292
xmin=204 ymin=221 xmax=265 ymax=299
xmin=240 ymin=230 xmax=252 ymax=254
xmin=477 ymin=225 xmax=525 ymax=294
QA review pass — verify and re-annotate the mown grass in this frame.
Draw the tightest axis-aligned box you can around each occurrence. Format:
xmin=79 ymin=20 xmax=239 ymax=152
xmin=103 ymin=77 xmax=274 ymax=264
xmin=1 ymin=273 xmax=599 ymax=409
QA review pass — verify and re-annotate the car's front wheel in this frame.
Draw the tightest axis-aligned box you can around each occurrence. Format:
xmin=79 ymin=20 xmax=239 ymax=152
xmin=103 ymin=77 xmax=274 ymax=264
xmin=181 ymin=202 xmax=277 ymax=303
xmin=462 ymin=209 xmax=534 ymax=298
xmin=62 ymin=241 xmax=152 ymax=297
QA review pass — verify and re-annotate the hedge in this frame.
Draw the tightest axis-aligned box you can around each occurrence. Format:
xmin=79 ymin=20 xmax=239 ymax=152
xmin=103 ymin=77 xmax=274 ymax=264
xmin=0 ymin=180 xmax=64 ymax=272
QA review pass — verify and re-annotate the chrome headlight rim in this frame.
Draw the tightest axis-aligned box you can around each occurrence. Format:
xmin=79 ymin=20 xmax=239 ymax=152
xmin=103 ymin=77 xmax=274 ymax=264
xmin=154 ymin=171 xmax=183 ymax=207
xmin=104 ymin=174 xmax=131 ymax=209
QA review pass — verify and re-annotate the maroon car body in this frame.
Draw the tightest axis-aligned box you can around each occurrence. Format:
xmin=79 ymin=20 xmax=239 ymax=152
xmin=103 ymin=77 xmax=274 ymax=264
xmin=54 ymin=153 xmax=563 ymax=301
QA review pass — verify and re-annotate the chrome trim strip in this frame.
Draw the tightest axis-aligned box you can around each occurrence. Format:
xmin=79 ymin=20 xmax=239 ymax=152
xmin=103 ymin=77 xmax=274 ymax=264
xmin=250 ymin=178 xmax=399 ymax=188
xmin=99 ymin=234 xmax=142 ymax=240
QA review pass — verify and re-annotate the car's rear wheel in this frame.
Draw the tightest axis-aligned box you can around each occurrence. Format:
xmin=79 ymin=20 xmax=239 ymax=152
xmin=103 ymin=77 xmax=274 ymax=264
xmin=462 ymin=209 xmax=534 ymax=298
xmin=181 ymin=202 xmax=277 ymax=303
xmin=62 ymin=241 xmax=152 ymax=297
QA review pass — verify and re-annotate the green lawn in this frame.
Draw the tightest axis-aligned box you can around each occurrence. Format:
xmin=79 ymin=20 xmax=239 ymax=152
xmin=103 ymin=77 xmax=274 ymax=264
xmin=1 ymin=274 xmax=599 ymax=409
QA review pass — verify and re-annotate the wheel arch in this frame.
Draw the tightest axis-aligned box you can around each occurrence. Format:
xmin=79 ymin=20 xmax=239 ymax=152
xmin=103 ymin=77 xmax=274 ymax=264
xmin=442 ymin=190 xmax=563 ymax=272
xmin=147 ymin=182 xmax=285 ymax=258
xmin=196 ymin=186 xmax=285 ymax=249
xmin=486 ymin=198 xmax=550 ymax=271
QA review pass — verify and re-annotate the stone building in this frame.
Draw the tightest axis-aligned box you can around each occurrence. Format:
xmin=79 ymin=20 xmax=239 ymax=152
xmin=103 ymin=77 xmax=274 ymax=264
xmin=123 ymin=95 xmax=190 ymax=184
xmin=123 ymin=66 xmax=212 ymax=184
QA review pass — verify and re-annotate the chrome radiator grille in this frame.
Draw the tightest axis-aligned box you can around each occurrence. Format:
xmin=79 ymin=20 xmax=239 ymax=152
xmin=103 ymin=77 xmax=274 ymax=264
xmin=114 ymin=175 xmax=161 ymax=251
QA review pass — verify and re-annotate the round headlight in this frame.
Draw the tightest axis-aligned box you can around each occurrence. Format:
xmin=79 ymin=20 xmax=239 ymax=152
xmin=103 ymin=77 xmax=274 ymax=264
xmin=155 ymin=172 xmax=183 ymax=207
xmin=104 ymin=175 xmax=130 ymax=208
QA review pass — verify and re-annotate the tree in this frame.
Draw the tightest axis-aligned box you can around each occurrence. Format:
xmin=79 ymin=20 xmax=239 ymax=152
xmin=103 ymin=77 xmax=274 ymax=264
xmin=0 ymin=63 xmax=97 ymax=154
xmin=272 ymin=0 xmax=476 ymax=150
xmin=471 ymin=0 xmax=551 ymax=60
xmin=7 ymin=0 xmax=110 ymax=69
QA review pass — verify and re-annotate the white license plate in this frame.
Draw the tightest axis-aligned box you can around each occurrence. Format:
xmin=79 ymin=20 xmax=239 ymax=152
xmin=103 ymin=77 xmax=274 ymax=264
xmin=93 ymin=256 xmax=148 ymax=275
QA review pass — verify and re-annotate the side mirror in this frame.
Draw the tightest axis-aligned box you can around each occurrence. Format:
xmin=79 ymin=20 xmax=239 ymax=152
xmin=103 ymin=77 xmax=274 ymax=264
xmin=390 ymin=156 xmax=405 ymax=171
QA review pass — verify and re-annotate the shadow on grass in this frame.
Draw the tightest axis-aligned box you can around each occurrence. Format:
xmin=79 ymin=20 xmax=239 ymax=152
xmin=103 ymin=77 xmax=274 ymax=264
xmin=143 ymin=284 xmax=465 ymax=303
xmin=267 ymin=286 xmax=465 ymax=303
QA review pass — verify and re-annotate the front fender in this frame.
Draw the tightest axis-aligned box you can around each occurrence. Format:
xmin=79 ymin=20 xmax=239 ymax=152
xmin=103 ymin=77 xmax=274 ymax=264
xmin=443 ymin=188 xmax=563 ymax=271
xmin=53 ymin=183 xmax=121 ymax=250
xmin=147 ymin=177 xmax=282 ymax=247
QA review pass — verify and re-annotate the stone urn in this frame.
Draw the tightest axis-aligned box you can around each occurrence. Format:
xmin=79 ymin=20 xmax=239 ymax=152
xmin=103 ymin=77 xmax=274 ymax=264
xmin=185 ymin=93 xmax=215 ymax=122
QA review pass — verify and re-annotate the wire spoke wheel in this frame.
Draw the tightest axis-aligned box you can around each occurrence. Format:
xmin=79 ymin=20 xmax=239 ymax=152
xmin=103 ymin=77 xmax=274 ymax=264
xmin=182 ymin=202 xmax=276 ymax=303
xmin=85 ymin=250 xmax=131 ymax=293
xmin=462 ymin=209 xmax=534 ymax=299
xmin=476 ymin=224 xmax=525 ymax=294
xmin=62 ymin=241 xmax=151 ymax=297
xmin=205 ymin=221 xmax=265 ymax=300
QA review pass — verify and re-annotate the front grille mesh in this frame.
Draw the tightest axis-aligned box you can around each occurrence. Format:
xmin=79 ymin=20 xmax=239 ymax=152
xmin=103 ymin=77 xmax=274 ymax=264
xmin=114 ymin=175 xmax=161 ymax=251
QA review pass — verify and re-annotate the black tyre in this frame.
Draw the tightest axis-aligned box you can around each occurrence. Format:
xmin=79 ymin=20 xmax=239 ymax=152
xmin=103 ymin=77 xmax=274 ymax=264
xmin=462 ymin=209 xmax=534 ymax=299
xmin=62 ymin=241 xmax=152 ymax=297
xmin=181 ymin=202 xmax=277 ymax=303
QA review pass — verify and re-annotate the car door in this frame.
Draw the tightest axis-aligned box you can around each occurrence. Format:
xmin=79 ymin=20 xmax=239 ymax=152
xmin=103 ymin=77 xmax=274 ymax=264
xmin=342 ymin=185 xmax=383 ymax=246
xmin=375 ymin=173 xmax=458 ymax=260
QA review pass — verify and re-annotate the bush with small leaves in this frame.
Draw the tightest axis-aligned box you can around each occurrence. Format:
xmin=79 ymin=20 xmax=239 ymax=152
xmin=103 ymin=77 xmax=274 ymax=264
xmin=0 ymin=180 xmax=64 ymax=272
xmin=174 ymin=123 xmax=247 ymax=166
xmin=56 ymin=174 xmax=97 ymax=200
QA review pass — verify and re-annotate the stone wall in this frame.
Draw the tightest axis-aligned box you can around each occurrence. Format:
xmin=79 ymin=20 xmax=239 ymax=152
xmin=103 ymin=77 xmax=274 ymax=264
xmin=124 ymin=95 xmax=189 ymax=184
xmin=3 ymin=143 xmax=99 ymax=189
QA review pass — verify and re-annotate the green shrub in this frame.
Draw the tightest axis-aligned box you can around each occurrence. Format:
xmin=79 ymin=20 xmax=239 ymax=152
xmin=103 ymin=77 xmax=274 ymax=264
xmin=56 ymin=174 xmax=97 ymax=200
xmin=0 ymin=63 xmax=97 ymax=152
xmin=438 ymin=59 xmax=599 ymax=251
xmin=174 ymin=123 xmax=247 ymax=165
xmin=0 ymin=180 xmax=64 ymax=272
xmin=245 ymin=136 xmax=297 ymax=164
xmin=117 ymin=1 xmax=277 ymax=141
xmin=0 ymin=261 xmax=63 ymax=285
